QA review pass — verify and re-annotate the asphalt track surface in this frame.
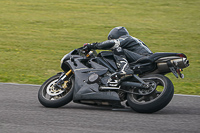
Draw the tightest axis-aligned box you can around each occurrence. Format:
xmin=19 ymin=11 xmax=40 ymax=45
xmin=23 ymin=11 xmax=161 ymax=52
xmin=0 ymin=83 xmax=200 ymax=133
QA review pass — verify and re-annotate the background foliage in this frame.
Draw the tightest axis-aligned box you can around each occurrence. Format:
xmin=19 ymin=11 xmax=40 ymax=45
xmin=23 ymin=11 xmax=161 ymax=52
xmin=0 ymin=0 xmax=199 ymax=95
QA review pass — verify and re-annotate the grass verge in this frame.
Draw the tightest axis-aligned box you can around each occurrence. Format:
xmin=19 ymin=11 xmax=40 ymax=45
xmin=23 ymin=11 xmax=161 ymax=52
xmin=0 ymin=0 xmax=199 ymax=95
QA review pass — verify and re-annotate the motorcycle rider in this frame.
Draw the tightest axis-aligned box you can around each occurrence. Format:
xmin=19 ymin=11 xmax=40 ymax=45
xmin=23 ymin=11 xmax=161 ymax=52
xmin=84 ymin=26 xmax=153 ymax=79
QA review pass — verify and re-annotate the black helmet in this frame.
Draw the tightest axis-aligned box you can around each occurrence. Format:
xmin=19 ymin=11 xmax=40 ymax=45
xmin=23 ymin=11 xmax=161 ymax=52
xmin=107 ymin=27 xmax=129 ymax=40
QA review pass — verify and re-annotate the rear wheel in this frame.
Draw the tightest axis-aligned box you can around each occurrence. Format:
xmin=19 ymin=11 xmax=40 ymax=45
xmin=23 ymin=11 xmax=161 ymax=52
xmin=127 ymin=74 xmax=174 ymax=113
xmin=38 ymin=73 xmax=74 ymax=108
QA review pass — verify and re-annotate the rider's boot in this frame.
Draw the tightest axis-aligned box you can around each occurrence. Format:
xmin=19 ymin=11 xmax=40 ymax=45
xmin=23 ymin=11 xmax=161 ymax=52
xmin=108 ymin=55 xmax=133 ymax=86
xmin=114 ymin=47 xmax=133 ymax=76
xmin=112 ymin=57 xmax=133 ymax=77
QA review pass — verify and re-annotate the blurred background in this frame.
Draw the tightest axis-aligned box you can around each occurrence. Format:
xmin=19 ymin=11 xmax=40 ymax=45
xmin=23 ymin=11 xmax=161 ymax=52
xmin=0 ymin=0 xmax=199 ymax=95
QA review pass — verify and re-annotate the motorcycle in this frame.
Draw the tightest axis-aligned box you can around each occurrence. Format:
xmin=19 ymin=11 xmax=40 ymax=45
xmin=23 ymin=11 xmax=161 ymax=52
xmin=38 ymin=46 xmax=189 ymax=113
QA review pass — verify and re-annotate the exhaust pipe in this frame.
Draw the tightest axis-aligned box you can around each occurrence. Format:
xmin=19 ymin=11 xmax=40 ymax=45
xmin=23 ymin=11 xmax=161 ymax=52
xmin=171 ymin=58 xmax=189 ymax=68
xmin=150 ymin=58 xmax=189 ymax=74
xmin=157 ymin=58 xmax=189 ymax=71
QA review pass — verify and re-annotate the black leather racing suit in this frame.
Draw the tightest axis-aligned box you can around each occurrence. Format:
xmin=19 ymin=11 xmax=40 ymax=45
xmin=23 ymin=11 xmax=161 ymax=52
xmin=90 ymin=35 xmax=153 ymax=75
xmin=91 ymin=35 xmax=153 ymax=63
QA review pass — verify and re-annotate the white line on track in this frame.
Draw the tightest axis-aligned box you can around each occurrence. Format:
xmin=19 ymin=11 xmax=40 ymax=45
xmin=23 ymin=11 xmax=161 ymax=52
xmin=174 ymin=94 xmax=200 ymax=97
xmin=0 ymin=82 xmax=200 ymax=97
xmin=0 ymin=82 xmax=41 ymax=87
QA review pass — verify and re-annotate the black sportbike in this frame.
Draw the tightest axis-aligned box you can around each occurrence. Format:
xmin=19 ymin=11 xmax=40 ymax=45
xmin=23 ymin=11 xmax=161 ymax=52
xmin=38 ymin=47 xmax=189 ymax=113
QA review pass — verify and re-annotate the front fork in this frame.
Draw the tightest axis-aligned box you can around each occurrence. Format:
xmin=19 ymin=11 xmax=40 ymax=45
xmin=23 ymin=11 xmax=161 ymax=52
xmin=54 ymin=70 xmax=73 ymax=89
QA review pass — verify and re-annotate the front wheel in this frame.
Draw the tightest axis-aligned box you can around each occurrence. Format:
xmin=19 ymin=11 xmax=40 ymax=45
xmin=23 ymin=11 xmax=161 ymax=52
xmin=127 ymin=74 xmax=174 ymax=113
xmin=38 ymin=73 xmax=74 ymax=108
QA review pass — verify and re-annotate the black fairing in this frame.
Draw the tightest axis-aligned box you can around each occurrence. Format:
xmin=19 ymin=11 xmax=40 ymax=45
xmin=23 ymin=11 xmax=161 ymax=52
xmin=65 ymin=58 xmax=120 ymax=103
xmin=97 ymin=51 xmax=118 ymax=73
xmin=61 ymin=49 xmax=82 ymax=72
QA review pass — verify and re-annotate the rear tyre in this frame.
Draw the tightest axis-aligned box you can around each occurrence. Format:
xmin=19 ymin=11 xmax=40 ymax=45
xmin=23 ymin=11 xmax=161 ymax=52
xmin=127 ymin=74 xmax=174 ymax=113
xmin=38 ymin=73 xmax=74 ymax=108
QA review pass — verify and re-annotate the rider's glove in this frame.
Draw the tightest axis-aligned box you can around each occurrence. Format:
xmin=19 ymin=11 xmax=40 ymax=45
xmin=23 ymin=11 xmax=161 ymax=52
xmin=83 ymin=43 xmax=92 ymax=52
xmin=83 ymin=43 xmax=90 ymax=47
xmin=83 ymin=42 xmax=98 ymax=52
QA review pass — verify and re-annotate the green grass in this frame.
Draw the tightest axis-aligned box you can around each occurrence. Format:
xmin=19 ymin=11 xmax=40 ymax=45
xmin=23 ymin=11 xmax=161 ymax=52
xmin=0 ymin=0 xmax=199 ymax=95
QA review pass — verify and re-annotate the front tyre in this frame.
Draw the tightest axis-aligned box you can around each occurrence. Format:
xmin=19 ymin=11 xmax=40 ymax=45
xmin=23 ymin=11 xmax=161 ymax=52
xmin=38 ymin=73 xmax=74 ymax=108
xmin=127 ymin=74 xmax=174 ymax=113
